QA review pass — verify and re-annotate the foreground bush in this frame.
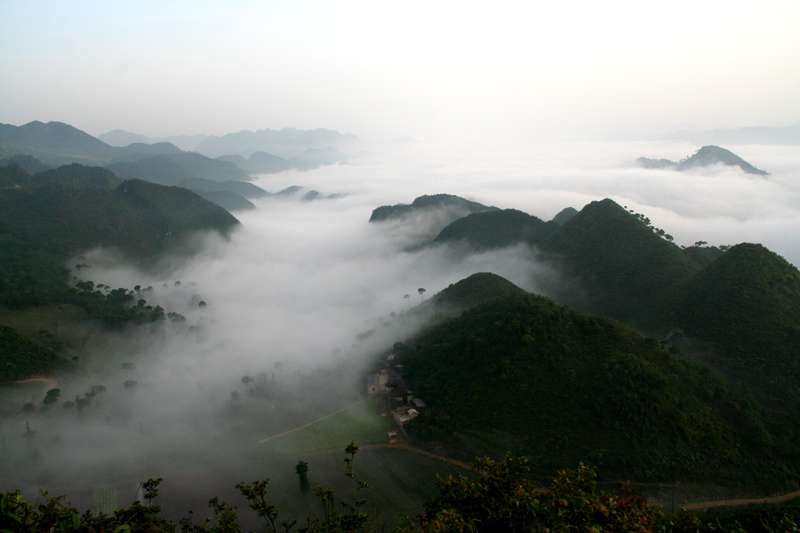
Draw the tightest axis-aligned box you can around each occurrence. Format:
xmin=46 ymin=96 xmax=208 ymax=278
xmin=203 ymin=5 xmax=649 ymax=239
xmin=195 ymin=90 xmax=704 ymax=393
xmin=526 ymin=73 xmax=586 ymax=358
xmin=1 ymin=445 xmax=798 ymax=532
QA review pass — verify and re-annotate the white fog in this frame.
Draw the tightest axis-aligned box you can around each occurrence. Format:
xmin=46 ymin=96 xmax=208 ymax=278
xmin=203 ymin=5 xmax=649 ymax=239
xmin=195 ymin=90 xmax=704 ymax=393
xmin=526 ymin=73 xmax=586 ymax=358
xmin=1 ymin=140 xmax=798 ymax=522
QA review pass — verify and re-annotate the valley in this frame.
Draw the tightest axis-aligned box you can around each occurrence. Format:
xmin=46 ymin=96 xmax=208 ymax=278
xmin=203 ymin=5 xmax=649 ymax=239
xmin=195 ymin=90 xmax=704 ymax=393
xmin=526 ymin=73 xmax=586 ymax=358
xmin=0 ymin=127 xmax=799 ymax=530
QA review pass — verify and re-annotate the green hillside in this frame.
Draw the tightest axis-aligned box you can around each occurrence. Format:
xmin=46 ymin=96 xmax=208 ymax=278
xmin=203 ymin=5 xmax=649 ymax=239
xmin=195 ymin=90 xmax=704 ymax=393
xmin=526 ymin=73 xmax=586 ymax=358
xmin=197 ymin=190 xmax=256 ymax=211
xmin=107 ymin=157 xmax=268 ymax=198
xmin=33 ymin=163 xmax=121 ymax=190
xmin=5 ymin=179 xmax=238 ymax=257
xmin=430 ymin=272 xmax=527 ymax=312
xmin=0 ymin=167 xmax=239 ymax=309
xmin=109 ymin=152 xmax=250 ymax=182
xmin=551 ymin=206 xmax=578 ymax=225
xmin=0 ymin=121 xmax=117 ymax=164
xmin=369 ymin=194 xmax=497 ymax=223
xmin=402 ymin=293 xmax=800 ymax=487
xmin=671 ymin=243 xmax=800 ymax=409
xmin=537 ymin=199 xmax=700 ymax=327
xmin=106 ymin=156 xmax=196 ymax=186
xmin=0 ymin=154 xmax=51 ymax=174
xmin=0 ymin=323 xmax=72 ymax=380
xmin=433 ymin=209 xmax=553 ymax=249
xmin=0 ymin=121 xmax=253 ymax=181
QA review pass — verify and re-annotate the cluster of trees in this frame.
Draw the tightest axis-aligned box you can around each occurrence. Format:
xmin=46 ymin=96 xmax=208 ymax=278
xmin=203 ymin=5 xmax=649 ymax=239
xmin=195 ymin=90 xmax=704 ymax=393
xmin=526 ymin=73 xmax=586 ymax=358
xmin=72 ymin=281 xmax=175 ymax=327
xmin=623 ymin=207 xmax=674 ymax=242
xmin=2 ymin=447 xmax=798 ymax=532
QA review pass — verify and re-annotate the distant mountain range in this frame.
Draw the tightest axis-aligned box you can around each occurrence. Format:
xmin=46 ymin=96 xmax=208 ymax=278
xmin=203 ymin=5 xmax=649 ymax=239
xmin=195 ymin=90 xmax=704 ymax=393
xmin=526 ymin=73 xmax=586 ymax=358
xmin=0 ymin=121 xmax=359 ymax=211
xmin=663 ymin=123 xmax=800 ymax=146
xmin=637 ymin=145 xmax=769 ymax=175
xmin=98 ymin=126 xmax=360 ymax=160
xmin=217 ymin=146 xmax=348 ymax=174
xmin=97 ymin=129 xmax=210 ymax=151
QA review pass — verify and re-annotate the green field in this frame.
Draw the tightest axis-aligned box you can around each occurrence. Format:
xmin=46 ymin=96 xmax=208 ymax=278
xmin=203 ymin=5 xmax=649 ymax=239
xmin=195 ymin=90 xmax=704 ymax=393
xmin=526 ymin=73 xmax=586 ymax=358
xmin=262 ymin=395 xmax=393 ymax=455
xmin=244 ymin=446 xmax=466 ymax=530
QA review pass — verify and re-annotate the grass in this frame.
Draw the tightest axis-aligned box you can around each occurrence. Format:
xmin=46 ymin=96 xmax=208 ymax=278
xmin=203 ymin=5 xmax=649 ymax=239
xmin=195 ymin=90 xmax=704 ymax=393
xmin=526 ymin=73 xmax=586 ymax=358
xmin=243 ymin=446 xmax=466 ymax=530
xmin=263 ymin=395 xmax=393 ymax=455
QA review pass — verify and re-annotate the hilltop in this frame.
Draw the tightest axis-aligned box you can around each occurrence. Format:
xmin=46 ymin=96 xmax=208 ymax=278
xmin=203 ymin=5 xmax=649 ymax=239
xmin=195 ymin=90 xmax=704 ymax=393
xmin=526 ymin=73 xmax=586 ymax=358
xmin=381 ymin=194 xmax=800 ymax=445
xmin=0 ymin=165 xmax=238 ymax=307
xmin=401 ymin=292 xmax=800 ymax=487
xmin=432 ymin=209 xmax=553 ymax=249
xmin=536 ymin=199 xmax=700 ymax=326
xmin=637 ymin=145 xmax=769 ymax=175
xmin=411 ymin=272 xmax=529 ymax=317
xmin=670 ymin=243 xmax=800 ymax=410
xmin=369 ymin=194 xmax=498 ymax=223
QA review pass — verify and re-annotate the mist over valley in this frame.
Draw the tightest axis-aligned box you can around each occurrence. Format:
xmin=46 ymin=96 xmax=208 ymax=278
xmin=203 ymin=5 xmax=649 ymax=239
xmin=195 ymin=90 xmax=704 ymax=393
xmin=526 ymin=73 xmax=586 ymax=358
xmin=1 ymin=127 xmax=800 ymax=530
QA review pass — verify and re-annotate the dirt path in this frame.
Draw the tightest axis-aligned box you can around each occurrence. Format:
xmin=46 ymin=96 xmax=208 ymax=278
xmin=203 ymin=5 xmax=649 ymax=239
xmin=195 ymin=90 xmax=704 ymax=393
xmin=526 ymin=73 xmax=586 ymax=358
xmin=11 ymin=377 xmax=58 ymax=389
xmin=257 ymin=392 xmax=800 ymax=511
xmin=681 ymin=487 xmax=800 ymax=511
xmin=360 ymin=442 xmax=472 ymax=469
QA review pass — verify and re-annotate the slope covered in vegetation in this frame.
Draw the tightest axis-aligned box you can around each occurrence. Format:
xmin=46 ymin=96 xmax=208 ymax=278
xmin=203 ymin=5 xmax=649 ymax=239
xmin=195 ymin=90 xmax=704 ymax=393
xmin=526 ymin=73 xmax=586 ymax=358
xmin=670 ymin=243 xmax=800 ymax=410
xmin=402 ymin=293 xmax=800 ymax=488
xmin=433 ymin=209 xmax=554 ymax=249
xmin=369 ymin=194 xmax=497 ymax=223
xmin=537 ymin=199 xmax=700 ymax=326
xmin=428 ymin=272 xmax=528 ymax=314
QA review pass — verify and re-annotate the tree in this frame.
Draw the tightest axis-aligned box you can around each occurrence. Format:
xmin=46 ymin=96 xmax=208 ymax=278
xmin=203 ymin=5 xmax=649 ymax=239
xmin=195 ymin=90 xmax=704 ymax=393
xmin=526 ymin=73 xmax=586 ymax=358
xmin=418 ymin=288 xmax=426 ymax=301
xmin=295 ymin=460 xmax=310 ymax=494
xmin=406 ymin=456 xmax=664 ymax=532
xmin=21 ymin=420 xmax=37 ymax=445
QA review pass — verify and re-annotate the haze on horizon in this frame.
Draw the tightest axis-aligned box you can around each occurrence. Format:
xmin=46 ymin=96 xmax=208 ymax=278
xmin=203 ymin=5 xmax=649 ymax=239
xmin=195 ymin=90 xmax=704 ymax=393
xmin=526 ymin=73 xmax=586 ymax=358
xmin=1 ymin=0 xmax=799 ymax=146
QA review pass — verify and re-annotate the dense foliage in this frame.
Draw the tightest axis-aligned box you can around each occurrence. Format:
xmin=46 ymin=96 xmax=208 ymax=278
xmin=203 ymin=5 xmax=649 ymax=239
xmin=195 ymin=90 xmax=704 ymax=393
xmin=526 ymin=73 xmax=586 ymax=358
xmin=0 ymin=324 xmax=71 ymax=380
xmin=671 ymin=243 xmax=800 ymax=410
xmin=427 ymin=272 xmax=527 ymax=314
xmin=0 ymin=161 xmax=235 ymax=378
xmin=402 ymin=293 xmax=800 ymax=487
xmin=536 ymin=199 xmax=700 ymax=327
xmin=432 ymin=209 xmax=553 ymax=249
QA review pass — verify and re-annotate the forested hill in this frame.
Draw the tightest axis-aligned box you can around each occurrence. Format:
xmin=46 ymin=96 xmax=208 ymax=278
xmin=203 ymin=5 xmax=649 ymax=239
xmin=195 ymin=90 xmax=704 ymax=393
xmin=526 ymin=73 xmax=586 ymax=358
xmin=0 ymin=165 xmax=239 ymax=308
xmin=369 ymin=194 xmax=498 ymax=223
xmin=670 ymin=243 xmax=800 ymax=410
xmin=427 ymin=272 xmax=528 ymax=315
xmin=433 ymin=209 xmax=553 ymax=249
xmin=0 ymin=121 xmax=250 ymax=182
xmin=536 ymin=199 xmax=700 ymax=326
xmin=5 ymin=178 xmax=238 ymax=256
xmin=637 ymin=145 xmax=769 ymax=175
xmin=32 ymin=163 xmax=121 ymax=190
xmin=402 ymin=292 xmax=800 ymax=488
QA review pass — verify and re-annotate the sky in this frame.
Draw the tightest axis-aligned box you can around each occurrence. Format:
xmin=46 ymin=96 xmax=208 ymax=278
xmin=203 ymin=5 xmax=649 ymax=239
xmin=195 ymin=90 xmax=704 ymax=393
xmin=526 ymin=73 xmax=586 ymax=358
xmin=1 ymin=0 xmax=799 ymax=143
xmin=1 ymin=1 xmax=800 ymax=514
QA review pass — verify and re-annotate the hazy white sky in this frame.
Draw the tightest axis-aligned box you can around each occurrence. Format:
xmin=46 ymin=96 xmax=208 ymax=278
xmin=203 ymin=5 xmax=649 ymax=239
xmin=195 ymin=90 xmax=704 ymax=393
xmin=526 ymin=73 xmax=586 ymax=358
xmin=1 ymin=0 xmax=798 ymax=142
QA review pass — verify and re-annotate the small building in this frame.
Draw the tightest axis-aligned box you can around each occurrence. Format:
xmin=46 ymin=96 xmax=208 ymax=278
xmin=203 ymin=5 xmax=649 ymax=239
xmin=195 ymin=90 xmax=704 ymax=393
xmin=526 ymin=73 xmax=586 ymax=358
xmin=367 ymin=370 xmax=390 ymax=394
xmin=387 ymin=431 xmax=397 ymax=443
xmin=395 ymin=408 xmax=412 ymax=424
